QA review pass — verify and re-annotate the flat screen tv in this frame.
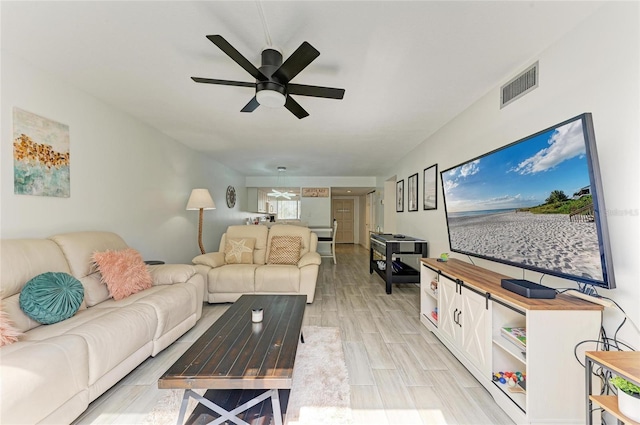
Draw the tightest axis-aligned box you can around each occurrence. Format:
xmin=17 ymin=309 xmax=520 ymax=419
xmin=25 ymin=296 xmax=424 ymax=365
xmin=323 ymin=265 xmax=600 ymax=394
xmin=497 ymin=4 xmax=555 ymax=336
xmin=440 ymin=113 xmax=615 ymax=289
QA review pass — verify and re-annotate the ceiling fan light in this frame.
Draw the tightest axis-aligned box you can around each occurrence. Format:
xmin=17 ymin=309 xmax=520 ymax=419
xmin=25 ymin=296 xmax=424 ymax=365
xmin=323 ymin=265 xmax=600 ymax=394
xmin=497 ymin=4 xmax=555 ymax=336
xmin=256 ymin=90 xmax=286 ymax=108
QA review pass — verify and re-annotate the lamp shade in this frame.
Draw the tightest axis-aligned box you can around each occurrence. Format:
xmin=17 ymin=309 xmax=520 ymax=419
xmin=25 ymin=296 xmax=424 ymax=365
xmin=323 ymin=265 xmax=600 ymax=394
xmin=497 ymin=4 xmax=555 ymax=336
xmin=186 ymin=189 xmax=216 ymax=210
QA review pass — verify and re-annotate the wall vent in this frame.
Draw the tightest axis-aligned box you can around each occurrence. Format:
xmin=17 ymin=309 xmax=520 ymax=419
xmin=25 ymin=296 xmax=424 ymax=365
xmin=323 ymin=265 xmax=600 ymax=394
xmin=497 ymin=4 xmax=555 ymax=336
xmin=500 ymin=61 xmax=539 ymax=108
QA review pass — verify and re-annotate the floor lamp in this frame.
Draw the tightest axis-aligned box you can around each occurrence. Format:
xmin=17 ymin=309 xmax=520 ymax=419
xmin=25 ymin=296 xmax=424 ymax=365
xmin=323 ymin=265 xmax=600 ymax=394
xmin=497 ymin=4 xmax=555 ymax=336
xmin=186 ymin=188 xmax=216 ymax=254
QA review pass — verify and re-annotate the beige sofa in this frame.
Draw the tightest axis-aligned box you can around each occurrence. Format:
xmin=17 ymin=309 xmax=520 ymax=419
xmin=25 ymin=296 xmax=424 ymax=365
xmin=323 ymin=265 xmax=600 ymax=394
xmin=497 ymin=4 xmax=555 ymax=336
xmin=0 ymin=231 xmax=204 ymax=425
xmin=193 ymin=224 xmax=321 ymax=303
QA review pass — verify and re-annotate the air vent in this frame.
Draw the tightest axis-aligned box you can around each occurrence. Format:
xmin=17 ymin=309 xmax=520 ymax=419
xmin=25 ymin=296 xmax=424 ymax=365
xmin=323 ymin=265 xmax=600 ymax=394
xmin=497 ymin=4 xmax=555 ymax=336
xmin=500 ymin=62 xmax=539 ymax=108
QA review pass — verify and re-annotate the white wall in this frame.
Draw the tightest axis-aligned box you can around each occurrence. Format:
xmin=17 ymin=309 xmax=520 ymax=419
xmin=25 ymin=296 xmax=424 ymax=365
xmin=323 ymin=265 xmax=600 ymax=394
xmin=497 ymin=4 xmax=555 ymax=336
xmin=382 ymin=178 xmax=397 ymax=233
xmin=1 ymin=53 xmax=252 ymax=263
xmin=383 ymin=3 xmax=640 ymax=348
xmin=300 ymin=196 xmax=332 ymax=227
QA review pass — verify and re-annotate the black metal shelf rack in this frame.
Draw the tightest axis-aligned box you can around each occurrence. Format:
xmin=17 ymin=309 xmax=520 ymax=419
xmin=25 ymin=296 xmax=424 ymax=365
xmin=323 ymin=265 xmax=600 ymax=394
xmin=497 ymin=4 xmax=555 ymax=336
xmin=369 ymin=233 xmax=428 ymax=294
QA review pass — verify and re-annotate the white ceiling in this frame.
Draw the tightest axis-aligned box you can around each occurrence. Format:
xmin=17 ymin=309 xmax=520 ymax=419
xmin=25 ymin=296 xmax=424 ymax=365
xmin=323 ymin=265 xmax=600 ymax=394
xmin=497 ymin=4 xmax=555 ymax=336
xmin=1 ymin=1 xmax=604 ymax=177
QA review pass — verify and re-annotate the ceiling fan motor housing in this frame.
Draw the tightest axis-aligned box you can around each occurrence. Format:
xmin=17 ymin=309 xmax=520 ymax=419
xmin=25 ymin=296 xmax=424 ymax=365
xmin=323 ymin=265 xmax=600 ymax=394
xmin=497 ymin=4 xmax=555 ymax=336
xmin=256 ymin=48 xmax=286 ymax=107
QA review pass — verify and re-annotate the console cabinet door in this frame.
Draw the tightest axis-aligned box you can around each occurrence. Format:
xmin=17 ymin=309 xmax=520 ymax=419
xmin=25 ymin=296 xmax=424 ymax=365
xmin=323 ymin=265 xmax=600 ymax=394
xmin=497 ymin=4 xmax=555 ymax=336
xmin=460 ymin=287 xmax=491 ymax=377
xmin=438 ymin=274 xmax=459 ymax=344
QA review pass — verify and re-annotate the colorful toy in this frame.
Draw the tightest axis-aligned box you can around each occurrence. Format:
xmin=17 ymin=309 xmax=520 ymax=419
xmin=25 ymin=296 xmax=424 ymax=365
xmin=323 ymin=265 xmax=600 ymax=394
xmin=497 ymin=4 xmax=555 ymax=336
xmin=492 ymin=371 xmax=526 ymax=386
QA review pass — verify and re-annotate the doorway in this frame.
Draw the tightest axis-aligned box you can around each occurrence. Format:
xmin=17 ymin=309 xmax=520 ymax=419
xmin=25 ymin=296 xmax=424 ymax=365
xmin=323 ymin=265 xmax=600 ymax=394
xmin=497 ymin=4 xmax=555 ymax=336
xmin=332 ymin=199 xmax=354 ymax=243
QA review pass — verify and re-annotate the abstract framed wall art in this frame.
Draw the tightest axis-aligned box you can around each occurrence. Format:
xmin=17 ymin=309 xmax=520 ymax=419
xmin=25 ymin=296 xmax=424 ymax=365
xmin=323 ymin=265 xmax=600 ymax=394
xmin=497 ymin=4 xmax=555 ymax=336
xmin=423 ymin=164 xmax=437 ymax=210
xmin=13 ymin=108 xmax=70 ymax=197
xmin=396 ymin=179 xmax=404 ymax=212
xmin=408 ymin=173 xmax=419 ymax=211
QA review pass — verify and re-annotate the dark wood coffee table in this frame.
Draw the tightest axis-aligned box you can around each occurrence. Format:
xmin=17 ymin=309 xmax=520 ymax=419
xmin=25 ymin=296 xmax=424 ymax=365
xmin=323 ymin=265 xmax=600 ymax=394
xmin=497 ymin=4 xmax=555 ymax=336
xmin=158 ymin=294 xmax=306 ymax=425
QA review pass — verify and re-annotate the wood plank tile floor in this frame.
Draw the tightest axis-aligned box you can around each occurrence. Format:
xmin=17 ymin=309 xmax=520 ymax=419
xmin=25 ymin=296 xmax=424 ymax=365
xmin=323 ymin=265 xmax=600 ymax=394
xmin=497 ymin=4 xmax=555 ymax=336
xmin=73 ymin=244 xmax=514 ymax=425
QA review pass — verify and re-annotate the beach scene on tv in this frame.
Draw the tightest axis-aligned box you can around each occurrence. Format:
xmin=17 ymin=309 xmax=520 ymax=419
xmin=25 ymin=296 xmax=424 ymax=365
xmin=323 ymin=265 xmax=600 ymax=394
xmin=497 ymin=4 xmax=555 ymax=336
xmin=442 ymin=118 xmax=604 ymax=283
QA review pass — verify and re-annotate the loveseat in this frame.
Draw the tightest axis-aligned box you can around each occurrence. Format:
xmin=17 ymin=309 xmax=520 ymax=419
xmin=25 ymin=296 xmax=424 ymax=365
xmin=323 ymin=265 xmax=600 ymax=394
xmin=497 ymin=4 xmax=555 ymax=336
xmin=0 ymin=231 xmax=204 ymax=425
xmin=192 ymin=224 xmax=321 ymax=303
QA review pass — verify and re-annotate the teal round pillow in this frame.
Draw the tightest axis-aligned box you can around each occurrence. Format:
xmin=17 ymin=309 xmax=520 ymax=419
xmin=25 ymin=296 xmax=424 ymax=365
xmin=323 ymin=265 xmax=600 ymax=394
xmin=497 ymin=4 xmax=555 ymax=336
xmin=19 ymin=272 xmax=84 ymax=325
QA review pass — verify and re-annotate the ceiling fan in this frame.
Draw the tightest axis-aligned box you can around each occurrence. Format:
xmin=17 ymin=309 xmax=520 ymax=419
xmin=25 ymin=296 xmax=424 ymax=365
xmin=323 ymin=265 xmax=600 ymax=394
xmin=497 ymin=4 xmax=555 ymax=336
xmin=267 ymin=189 xmax=295 ymax=200
xmin=268 ymin=166 xmax=296 ymax=199
xmin=192 ymin=35 xmax=345 ymax=119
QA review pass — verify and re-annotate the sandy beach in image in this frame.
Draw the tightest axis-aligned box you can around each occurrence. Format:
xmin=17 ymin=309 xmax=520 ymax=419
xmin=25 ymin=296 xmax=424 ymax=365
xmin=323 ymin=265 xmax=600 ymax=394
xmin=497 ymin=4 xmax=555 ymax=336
xmin=448 ymin=211 xmax=602 ymax=281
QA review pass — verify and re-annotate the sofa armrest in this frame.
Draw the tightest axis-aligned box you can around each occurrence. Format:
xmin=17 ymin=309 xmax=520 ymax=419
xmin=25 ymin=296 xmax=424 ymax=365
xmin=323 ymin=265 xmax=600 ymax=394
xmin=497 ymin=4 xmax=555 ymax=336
xmin=298 ymin=251 xmax=321 ymax=268
xmin=148 ymin=264 xmax=197 ymax=286
xmin=192 ymin=252 xmax=226 ymax=268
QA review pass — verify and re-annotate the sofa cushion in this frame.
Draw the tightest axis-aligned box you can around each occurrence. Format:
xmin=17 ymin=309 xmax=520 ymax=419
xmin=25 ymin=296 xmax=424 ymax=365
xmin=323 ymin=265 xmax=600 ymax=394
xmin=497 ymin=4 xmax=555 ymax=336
xmin=65 ymin=305 xmax=157 ymax=386
xmin=49 ymin=231 xmax=129 ymax=277
xmin=208 ymin=264 xmax=259 ymax=293
xmin=0 ymin=309 xmax=22 ymax=346
xmin=0 ymin=239 xmax=72 ymax=333
xmin=77 ymin=273 xmax=111 ymax=307
xmin=22 ymin=306 xmax=117 ymax=341
xmin=49 ymin=231 xmax=130 ymax=306
xmin=92 ymin=248 xmax=152 ymax=300
xmin=225 ymin=225 xmax=269 ymax=264
xmin=0 ymin=335 xmax=89 ymax=425
xmin=148 ymin=264 xmax=198 ymax=285
xmin=19 ymin=272 xmax=84 ymax=324
xmin=255 ymin=265 xmax=301 ymax=293
xmin=136 ymin=284 xmax=200 ymax=341
xmin=268 ymin=236 xmax=302 ymax=265
xmin=193 ymin=252 xmax=226 ymax=268
xmin=224 ymin=237 xmax=256 ymax=264
xmin=0 ymin=239 xmax=72 ymax=300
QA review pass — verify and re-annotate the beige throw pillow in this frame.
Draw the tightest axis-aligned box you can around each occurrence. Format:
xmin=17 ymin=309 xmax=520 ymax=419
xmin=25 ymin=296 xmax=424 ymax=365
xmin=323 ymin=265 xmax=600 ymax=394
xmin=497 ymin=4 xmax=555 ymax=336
xmin=224 ymin=238 xmax=256 ymax=264
xmin=268 ymin=236 xmax=302 ymax=265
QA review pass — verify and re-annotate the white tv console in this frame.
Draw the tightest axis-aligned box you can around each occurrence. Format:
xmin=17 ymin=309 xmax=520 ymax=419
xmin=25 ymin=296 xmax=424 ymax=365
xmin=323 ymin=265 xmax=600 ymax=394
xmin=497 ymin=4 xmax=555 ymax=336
xmin=420 ymin=258 xmax=603 ymax=425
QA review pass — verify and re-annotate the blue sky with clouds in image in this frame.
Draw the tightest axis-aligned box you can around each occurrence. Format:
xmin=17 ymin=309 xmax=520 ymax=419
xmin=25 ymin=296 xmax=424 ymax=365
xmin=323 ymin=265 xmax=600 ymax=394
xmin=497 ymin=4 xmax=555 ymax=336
xmin=442 ymin=118 xmax=591 ymax=213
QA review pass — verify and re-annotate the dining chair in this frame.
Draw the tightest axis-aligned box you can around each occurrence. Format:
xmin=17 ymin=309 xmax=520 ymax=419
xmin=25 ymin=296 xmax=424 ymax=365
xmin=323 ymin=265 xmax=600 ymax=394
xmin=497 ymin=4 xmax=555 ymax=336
xmin=318 ymin=219 xmax=338 ymax=264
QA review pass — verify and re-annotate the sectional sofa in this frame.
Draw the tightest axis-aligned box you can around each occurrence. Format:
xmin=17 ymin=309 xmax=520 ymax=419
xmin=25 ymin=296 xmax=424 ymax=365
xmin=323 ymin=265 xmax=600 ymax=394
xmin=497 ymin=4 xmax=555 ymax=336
xmin=0 ymin=231 xmax=204 ymax=424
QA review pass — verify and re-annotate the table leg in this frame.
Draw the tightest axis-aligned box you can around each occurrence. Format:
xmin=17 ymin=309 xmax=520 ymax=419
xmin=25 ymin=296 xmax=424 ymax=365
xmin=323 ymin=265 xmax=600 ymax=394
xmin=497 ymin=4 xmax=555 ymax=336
xmin=176 ymin=388 xmax=283 ymax=425
xmin=586 ymin=357 xmax=593 ymax=425
xmin=271 ymin=389 xmax=283 ymax=425
xmin=176 ymin=390 xmax=191 ymax=425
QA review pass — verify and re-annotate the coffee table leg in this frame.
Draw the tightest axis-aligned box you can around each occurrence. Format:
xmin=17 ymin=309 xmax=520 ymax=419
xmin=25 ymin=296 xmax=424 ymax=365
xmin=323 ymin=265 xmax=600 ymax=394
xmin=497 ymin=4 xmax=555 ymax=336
xmin=176 ymin=390 xmax=191 ymax=425
xmin=271 ymin=389 xmax=283 ymax=425
xmin=176 ymin=389 xmax=284 ymax=425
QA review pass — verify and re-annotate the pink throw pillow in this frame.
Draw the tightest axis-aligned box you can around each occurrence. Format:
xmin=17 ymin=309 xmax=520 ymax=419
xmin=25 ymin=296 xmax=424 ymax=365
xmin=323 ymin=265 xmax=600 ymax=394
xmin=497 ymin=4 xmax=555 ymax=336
xmin=92 ymin=248 xmax=152 ymax=301
xmin=0 ymin=308 xmax=22 ymax=346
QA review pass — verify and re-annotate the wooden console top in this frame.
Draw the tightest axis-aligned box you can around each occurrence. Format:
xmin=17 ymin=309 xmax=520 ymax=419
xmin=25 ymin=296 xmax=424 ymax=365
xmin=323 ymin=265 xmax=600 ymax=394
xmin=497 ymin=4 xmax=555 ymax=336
xmin=421 ymin=258 xmax=603 ymax=311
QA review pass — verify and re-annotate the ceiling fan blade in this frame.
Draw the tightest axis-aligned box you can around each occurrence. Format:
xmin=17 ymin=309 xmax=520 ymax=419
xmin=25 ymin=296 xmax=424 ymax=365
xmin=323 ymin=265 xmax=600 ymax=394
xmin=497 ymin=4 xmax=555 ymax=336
xmin=241 ymin=96 xmax=260 ymax=113
xmin=284 ymin=96 xmax=309 ymax=119
xmin=191 ymin=77 xmax=255 ymax=88
xmin=272 ymin=42 xmax=320 ymax=84
xmin=206 ymin=35 xmax=268 ymax=81
xmin=288 ymin=83 xmax=345 ymax=99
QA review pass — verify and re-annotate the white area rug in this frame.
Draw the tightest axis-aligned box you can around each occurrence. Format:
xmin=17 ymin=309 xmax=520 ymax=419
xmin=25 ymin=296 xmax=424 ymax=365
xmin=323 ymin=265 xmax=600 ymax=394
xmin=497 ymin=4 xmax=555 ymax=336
xmin=143 ymin=326 xmax=351 ymax=425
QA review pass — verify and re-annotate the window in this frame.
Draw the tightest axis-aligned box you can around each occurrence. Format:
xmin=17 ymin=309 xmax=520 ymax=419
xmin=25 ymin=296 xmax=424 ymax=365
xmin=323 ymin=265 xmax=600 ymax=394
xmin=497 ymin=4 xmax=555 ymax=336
xmin=276 ymin=200 xmax=300 ymax=219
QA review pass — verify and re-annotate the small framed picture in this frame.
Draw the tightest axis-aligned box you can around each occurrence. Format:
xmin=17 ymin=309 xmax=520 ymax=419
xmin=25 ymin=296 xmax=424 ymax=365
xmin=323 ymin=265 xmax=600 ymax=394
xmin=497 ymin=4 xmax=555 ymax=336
xmin=423 ymin=164 xmax=438 ymax=210
xmin=408 ymin=173 xmax=418 ymax=212
xmin=396 ymin=180 xmax=404 ymax=212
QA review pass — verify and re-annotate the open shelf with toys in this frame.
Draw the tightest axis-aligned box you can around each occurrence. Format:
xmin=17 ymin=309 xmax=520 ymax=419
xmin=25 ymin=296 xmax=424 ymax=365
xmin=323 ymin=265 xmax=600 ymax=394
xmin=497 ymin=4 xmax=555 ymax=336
xmin=492 ymin=301 xmax=527 ymax=412
xmin=420 ymin=258 xmax=604 ymax=424
xmin=419 ymin=263 xmax=439 ymax=329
